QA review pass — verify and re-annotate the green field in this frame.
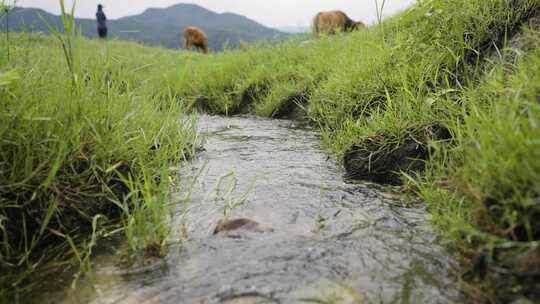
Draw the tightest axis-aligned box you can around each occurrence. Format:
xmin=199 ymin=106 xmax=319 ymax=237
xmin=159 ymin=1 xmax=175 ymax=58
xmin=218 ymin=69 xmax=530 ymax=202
xmin=0 ymin=25 xmax=201 ymax=296
xmin=2 ymin=0 xmax=540 ymax=302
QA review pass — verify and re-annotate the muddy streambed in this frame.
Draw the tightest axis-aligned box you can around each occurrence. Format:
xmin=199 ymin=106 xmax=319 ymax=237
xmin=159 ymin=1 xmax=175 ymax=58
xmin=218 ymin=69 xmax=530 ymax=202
xmin=31 ymin=115 xmax=461 ymax=304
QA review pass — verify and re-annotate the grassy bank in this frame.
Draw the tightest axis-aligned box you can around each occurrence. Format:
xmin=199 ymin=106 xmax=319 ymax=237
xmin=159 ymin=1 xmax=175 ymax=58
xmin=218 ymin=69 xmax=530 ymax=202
xmin=0 ymin=26 xmax=200 ymax=297
xmin=2 ymin=0 xmax=540 ymax=302
xmin=161 ymin=0 xmax=540 ymax=301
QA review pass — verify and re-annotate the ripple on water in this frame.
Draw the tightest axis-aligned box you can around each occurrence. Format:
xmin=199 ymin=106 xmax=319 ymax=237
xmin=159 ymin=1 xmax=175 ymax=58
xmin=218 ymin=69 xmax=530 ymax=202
xmin=27 ymin=115 xmax=462 ymax=304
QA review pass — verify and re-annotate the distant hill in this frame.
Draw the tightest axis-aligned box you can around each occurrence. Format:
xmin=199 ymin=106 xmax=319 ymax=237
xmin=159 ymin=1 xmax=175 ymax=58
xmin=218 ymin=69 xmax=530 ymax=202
xmin=2 ymin=4 xmax=290 ymax=51
xmin=278 ymin=26 xmax=311 ymax=34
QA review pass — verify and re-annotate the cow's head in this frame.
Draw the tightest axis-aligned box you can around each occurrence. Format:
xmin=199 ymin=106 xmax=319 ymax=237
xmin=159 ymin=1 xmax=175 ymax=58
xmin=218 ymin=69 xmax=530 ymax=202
xmin=351 ymin=21 xmax=366 ymax=31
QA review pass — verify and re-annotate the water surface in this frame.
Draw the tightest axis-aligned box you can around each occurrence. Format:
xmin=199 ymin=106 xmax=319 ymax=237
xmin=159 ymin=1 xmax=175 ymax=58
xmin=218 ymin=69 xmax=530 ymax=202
xmin=31 ymin=115 xmax=461 ymax=304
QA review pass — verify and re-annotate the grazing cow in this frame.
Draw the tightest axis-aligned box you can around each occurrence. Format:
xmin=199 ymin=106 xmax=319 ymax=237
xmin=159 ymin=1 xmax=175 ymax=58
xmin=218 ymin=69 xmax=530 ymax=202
xmin=183 ymin=26 xmax=209 ymax=54
xmin=239 ymin=40 xmax=249 ymax=50
xmin=313 ymin=11 xmax=365 ymax=35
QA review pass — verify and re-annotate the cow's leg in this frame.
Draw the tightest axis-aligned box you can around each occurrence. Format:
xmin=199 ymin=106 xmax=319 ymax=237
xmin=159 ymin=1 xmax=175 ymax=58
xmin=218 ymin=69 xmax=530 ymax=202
xmin=194 ymin=42 xmax=208 ymax=54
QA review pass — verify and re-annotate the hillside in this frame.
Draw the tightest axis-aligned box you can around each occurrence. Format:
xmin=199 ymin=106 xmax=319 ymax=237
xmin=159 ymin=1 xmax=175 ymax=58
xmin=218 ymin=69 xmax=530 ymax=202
xmin=278 ymin=26 xmax=311 ymax=34
xmin=2 ymin=4 xmax=289 ymax=50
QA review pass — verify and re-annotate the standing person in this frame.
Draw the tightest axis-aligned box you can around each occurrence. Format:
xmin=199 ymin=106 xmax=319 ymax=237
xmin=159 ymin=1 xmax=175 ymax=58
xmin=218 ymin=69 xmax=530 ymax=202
xmin=96 ymin=4 xmax=107 ymax=39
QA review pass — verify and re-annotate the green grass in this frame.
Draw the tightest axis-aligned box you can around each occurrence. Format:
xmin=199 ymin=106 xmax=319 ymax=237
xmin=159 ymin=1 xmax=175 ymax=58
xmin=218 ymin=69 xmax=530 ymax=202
xmin=2 ymin=0 xmax=540 ymax=301
xmin=0 ymin=29 xmax=200 ymax=297
xmin=410 ymin=31 xmax=540 ymax=299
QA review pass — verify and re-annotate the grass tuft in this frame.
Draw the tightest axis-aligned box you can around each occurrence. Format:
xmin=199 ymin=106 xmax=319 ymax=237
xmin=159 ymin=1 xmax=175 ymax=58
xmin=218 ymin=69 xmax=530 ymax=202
xmin=0 ymin=29 xmax=198 ymax=300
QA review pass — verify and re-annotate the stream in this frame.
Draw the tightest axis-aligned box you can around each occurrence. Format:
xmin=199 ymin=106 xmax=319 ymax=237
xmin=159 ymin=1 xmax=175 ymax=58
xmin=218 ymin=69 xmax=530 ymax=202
xmin=31 ymin=115 xmax=461 ymax=304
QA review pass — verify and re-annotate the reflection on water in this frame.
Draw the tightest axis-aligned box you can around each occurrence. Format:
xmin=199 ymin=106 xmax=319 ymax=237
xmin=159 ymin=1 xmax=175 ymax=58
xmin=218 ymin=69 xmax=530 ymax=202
xmin=28 ymin=115 xmax=461 ymax=304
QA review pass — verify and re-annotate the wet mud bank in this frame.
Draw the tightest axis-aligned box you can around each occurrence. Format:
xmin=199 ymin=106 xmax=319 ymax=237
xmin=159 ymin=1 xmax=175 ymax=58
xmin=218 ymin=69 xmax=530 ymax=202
xmin=29 ymin=115 xmax=462 ymax=304
xmin=343 ymin=123 xmax=451 ymax=185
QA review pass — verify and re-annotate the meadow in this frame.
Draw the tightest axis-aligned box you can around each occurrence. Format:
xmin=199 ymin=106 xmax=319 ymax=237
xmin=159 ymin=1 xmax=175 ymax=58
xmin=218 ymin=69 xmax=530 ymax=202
xmin=0 ymin=16 xmax=202 ymax=296
xmin=1 ymin=0 xmax=540 ymax=302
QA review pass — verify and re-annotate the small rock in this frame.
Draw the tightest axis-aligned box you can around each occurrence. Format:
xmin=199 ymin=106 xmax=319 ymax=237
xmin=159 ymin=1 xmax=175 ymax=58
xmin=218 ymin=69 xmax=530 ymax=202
xmin=213 ymin=218 xmax=274 ymax=235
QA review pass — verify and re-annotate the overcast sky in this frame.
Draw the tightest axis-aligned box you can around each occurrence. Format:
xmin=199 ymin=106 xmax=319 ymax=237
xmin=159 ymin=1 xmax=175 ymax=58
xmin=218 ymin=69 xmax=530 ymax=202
xmin=12 ymin=0 xmax=416 ymax=28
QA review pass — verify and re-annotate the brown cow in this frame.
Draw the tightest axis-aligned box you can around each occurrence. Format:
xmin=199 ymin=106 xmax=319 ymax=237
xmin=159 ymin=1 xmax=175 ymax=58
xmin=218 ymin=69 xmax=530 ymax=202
xmin=183 ymin=26 xmax=210 ymax=54
xmin=313 ymin=11 xmax=365 ymax=35
xmin=239 ymin=40 xmax=249 ymax=50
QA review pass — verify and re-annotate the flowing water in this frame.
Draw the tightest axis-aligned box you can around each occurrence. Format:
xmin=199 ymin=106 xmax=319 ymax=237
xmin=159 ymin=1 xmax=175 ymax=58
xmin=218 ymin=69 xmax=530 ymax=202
xmin=30 ymin=115 xmax=461 ymax=304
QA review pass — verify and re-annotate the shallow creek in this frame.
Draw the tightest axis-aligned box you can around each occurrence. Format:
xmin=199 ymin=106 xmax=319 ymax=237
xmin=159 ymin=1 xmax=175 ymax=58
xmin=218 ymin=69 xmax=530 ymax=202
xmin=32 ymin=115 xmax=461 ymax=304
